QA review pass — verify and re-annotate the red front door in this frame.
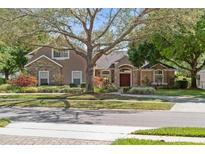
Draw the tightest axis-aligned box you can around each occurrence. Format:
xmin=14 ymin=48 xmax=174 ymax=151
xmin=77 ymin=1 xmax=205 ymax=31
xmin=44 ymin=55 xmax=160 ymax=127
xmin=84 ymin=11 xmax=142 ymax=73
xmin=120 ymin=73 xmax=130 ymax=87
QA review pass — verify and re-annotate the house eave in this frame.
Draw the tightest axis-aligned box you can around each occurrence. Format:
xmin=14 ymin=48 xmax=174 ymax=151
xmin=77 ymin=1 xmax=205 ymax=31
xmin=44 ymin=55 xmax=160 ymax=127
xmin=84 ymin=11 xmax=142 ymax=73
xmin=25 ymin=55 xmax=63 ymax=68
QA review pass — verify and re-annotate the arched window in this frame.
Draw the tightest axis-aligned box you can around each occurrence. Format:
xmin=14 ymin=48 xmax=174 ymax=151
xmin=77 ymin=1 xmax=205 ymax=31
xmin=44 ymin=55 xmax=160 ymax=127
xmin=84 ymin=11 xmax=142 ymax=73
xmin=120 ymin=68 xmax=131 ymax=73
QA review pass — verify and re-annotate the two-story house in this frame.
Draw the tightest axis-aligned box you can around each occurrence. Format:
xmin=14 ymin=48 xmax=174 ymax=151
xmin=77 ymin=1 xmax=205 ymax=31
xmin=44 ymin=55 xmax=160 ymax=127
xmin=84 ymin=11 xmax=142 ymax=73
xmin=25 ymin=47 xmax=86 ymax=86
xmin=25 ymin=47 xmax=176 ymax=87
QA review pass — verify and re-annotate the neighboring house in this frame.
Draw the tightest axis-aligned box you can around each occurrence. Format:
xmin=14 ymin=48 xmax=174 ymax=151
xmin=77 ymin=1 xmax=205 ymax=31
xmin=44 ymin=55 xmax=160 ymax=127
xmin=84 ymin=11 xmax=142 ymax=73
xmin=197 ymin=69 xmax=205 ymax=89
xmin=25 ymin=47 xmax=176 ymax=87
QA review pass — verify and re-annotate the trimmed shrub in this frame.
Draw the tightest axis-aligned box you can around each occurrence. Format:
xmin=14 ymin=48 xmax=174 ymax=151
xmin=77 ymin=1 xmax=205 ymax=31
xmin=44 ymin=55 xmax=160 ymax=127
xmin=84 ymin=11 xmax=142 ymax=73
xmin=0 ymin=84 xmax=22 ymax=93
xmin=175 ymin=80 xmax=188 ymax=89
xmin=37 ymin=85 xmax=84 ymax=94
xmin=122 ymin=87 xmax=131 ymax=93
xmin=63 ymin=88 xmax=84 ymax=94
xmin=104 ymin=84 xmax=118 ymax=92
xmin=11 ymin=73 xmax=37 ymax=87
xmin=21 ymin=87 xmax=38 ymax=93
xmin=69 ymin=83 xmax=78 ymax=88
xmin=95 ymin=84 xmax=118 ymax=93
xmin=37 ymin=86 xmax=60 ymax=93
xmin=80 ymin=82 xmax=86 ymax=88
xmin=0 ymin=77 xmax=6 ymax=85
xmin=127 ymin=87 xmax=156 ymax=95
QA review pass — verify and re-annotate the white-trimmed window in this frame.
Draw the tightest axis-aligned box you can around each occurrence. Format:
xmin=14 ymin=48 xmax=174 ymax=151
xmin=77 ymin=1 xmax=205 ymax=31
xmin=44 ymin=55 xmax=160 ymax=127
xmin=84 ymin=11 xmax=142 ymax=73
xmin=39 ymin=71 xmax=49 ymax=85
xmin=154 ymin=70 xmax=163 ymax=84
xmin=72 ymin=71 xmax=82 ymax=85
xmin=52 ymin=49 xmax=70 ymax=60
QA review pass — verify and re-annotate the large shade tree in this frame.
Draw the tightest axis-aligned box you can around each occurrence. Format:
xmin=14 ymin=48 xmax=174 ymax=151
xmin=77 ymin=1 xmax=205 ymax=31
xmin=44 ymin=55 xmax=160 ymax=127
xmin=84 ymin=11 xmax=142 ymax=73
xmin=129 ymin=12 xmax=205 ymax=89
xmin=152 ymin=17 xmax=205 ymax=89
xmin=10 ymin=8 xmax=160 ymax=93
xmin=0 ymin=9 xmax=49 ymax=50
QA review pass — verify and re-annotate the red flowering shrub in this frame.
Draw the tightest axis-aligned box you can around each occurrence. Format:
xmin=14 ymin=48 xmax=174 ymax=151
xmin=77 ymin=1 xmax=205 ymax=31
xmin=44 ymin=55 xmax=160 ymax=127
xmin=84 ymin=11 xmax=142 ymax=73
xmin=94 ymin=76 xmax=104 ymax=88
xmin=11 ymin=73 xmax=37 ymax=87
xmin=94 ymin=76 xmax=110 ymax=88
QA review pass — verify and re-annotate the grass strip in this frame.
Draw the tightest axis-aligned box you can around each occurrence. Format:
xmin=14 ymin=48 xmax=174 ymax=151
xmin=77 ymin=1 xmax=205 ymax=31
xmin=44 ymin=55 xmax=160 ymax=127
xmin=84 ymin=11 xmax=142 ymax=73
xmin=0 ymin=100 xmax=173 ymax=110
xmin=132 ymin=127 xmax=205 ymax=137
xmin=0 ymin=118 xmax=11 ymax=127
xmin=112 ymin=138 xmax=205 ymax=145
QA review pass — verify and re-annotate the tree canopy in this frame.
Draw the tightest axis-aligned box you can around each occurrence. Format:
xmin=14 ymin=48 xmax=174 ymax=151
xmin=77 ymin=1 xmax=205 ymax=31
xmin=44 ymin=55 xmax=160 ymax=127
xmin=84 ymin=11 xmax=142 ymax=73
xmin=128 ymin=41 xmax=161 ymax=68
xmin=129 ymin=11 xmax=205 ymax=88
xmin=0 ymin=42 xmax=27 ymax=79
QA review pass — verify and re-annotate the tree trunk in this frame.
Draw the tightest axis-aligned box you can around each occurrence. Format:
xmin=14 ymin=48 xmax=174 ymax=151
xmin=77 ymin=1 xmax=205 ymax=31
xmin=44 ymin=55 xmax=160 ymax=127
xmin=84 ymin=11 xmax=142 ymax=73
xmin=4 ymin=71 xmax=9 ymax=80
xmin=85 ymin=49 xmax=94 ymax=93
xmin=85 ymin=62 xmax=94 ymax=93
xmin=190 ymin=71 xmax=197 ymax=89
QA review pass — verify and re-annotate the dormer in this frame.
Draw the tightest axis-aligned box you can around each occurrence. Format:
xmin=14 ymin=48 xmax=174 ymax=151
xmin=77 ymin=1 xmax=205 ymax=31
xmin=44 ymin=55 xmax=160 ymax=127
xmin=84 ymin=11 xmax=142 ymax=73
xmin=51 ymin=48 xmax=70 ymax=60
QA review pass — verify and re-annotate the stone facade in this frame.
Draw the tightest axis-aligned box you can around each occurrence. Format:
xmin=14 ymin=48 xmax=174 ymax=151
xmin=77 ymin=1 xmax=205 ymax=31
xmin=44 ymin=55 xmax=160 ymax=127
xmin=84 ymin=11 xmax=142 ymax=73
xmin=25 ymin=46 xmax=87 ymax=85
xmin=26 ymin=57 xmax=63 ymax=85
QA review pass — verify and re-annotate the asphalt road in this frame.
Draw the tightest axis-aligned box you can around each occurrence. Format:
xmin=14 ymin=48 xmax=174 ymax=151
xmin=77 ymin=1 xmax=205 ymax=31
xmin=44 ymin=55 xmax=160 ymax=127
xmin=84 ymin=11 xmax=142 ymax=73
xmin=0 ymin=106 xmax=205 ymax=127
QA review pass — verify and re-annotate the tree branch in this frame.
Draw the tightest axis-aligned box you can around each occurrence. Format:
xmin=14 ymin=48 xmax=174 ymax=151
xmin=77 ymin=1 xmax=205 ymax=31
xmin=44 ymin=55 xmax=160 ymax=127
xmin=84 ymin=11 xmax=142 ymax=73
xmin=92 ymin=9 xmax=122 ymax=43
xmin=162 ymin=56 xmax=192 ymax=71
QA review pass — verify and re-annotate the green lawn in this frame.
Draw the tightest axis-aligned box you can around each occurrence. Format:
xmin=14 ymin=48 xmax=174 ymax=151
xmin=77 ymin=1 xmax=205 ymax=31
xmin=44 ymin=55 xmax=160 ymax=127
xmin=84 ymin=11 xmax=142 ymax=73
xmin=66 ymin=94 xmax=167 ymax=101
xmin=0 ymin=93 xmax=166 ymax=102
xmin=112 ymin=138 xmax=205 ymax=145
xmin=132 ymin=127 xmax=205 ymax=137
xmin=0 ymin=93 xmax=173 ymax=110
xmin=156 ymin=89 xmax=205 ymax=98
xmin=0 ymin=99 xmax=173 ymax=110
xmin=0 ymin=118 xmax=11 ymax=127
xmin=0 ymin=94 xmax=67 ymax=99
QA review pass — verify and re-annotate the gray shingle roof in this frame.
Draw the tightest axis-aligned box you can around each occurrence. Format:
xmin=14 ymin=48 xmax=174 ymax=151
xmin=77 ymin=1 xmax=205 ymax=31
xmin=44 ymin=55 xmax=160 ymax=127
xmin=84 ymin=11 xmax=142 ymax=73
xmin=96 ymin=51 xmax=127 ymax=69
xmin=141 ymin=62 xmax=176 ymax=69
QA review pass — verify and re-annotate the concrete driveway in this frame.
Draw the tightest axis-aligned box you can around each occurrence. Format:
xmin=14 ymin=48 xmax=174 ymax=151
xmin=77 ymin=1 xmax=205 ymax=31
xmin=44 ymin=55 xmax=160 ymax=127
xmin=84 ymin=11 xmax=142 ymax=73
xmin=171 ymin=103 xmax=205 ymax=112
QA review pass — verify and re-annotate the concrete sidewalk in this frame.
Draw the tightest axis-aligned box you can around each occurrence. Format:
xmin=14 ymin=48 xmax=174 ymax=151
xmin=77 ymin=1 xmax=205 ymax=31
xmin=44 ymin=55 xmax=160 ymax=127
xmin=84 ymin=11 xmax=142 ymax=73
xmin=0 ymin=122 xmax=152 ymax=141
xmin=1 ymin=122 xmax=205 ymax=143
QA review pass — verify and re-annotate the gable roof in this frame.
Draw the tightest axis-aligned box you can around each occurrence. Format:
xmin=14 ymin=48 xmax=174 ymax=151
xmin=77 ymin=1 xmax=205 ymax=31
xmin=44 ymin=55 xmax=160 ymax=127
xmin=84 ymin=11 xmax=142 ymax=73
xmin=25 ymin=55 xmax=63 ymax=68
xmin=96 ymin=51 xmax=127 ymax=69
xmin=115 ymin=55 xmax=129 ymax=63
xmin=141 ymin=62 xmax=176 ymax=69
xmin=27 ymin=47 xmax=43 ymax=56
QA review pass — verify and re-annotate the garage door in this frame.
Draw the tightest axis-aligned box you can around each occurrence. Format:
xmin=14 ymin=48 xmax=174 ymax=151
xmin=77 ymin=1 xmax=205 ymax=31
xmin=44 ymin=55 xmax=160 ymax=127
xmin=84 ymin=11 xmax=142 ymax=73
xmin=120 ymin=73 xmax=130 ymax=87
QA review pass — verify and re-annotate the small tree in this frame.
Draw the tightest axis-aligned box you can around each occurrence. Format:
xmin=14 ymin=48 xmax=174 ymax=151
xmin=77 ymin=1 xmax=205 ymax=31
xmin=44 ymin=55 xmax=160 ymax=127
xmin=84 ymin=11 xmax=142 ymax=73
xmin=0 ymin=43 xmax=28 ymax=80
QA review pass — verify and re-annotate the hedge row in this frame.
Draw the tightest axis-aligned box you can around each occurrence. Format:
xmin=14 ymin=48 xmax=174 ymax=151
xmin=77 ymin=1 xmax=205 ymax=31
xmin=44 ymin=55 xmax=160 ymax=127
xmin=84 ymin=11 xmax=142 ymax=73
xmin=0 ymin=84 xmax=84 ymax=94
